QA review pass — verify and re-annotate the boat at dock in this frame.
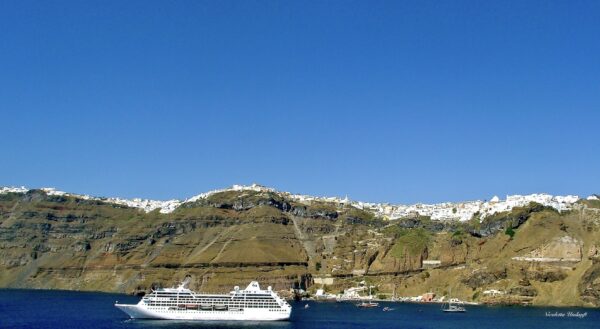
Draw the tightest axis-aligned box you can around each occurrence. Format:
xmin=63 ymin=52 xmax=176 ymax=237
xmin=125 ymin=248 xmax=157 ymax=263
xmin=356 ymin=285 xmax=379 ymax=308
xmin=357 ymin=301 xmax=379 ymax=308
xmin=442 ymin=298 xmax=466 ymax=313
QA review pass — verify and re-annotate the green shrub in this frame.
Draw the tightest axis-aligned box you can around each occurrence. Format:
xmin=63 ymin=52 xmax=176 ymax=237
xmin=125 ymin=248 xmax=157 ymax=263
xmin=390 ymin=228 xmax=431 ymax=258
xmin=505 ymin=227 xmax=515 ymax=239
xmin=451 ymin=230 xmax=466 ymax=245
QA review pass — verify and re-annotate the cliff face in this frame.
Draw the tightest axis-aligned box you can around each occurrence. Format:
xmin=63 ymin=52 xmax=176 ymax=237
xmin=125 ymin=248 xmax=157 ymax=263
xmin=1 ymin=189 xmax=600 ymax=307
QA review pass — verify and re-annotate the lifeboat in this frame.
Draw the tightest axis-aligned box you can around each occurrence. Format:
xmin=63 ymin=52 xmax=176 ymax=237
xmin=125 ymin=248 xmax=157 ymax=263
xmin=214 ymin=305 xmax=228 ymax=311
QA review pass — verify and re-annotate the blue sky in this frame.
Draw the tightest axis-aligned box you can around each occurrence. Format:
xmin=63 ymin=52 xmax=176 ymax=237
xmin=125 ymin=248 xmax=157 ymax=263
xmin=1 ymin=1 xmax=599 ymax=203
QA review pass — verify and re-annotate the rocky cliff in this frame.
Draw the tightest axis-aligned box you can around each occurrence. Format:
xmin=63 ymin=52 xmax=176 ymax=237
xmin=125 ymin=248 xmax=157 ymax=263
xmin=1 ymin=188 xmax=600 ymax=307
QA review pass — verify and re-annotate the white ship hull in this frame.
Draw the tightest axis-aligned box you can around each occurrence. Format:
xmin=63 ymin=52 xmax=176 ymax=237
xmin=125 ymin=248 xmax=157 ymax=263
xmin=115 ymin=280 xmax=292 ymax=321
xmin=115 ymin=303 xmax=291 ymax=321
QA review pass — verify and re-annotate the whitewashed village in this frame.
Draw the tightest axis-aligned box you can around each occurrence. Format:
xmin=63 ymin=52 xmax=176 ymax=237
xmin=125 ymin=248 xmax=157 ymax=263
xmin=0 ymin=184 xmax=592 ymax=221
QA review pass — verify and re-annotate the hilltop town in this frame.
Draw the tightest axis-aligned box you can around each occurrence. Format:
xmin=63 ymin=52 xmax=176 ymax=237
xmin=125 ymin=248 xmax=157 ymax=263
xmin=0 ymin=184 xmax=591 ymax=221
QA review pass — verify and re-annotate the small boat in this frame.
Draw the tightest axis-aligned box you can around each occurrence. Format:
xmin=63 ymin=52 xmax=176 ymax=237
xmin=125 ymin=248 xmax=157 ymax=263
xmin=357 ymin=301 xmax=379 ymax=308
xmin=442 ymin=304 xmax=466 ymax=312
xmin=442 ymin=298 xmax=466 ymax=313
xmin=304 ymin=304 xmax=310 ymax=309
xmin=357 ymin=285 xmax=378 ymax=308
xmin=382 ymin=307 xmax=395 ymax=312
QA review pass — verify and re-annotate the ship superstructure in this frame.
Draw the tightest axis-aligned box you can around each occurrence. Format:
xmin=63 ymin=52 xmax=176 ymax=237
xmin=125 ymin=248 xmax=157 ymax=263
xmin=115 ymin=281 xmax=291 ymax=321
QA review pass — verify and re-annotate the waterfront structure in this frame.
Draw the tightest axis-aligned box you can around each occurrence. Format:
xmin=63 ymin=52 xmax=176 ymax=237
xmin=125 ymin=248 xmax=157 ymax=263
xmin=422 ymin=292 xmax=435 ymax=302
xmin=483 ymin=289 xmax=505 ymax=297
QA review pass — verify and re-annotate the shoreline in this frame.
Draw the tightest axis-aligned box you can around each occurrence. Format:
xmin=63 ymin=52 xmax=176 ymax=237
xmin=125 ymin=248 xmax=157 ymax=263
xmin=1 ymin=287 xmax=597 ymax=309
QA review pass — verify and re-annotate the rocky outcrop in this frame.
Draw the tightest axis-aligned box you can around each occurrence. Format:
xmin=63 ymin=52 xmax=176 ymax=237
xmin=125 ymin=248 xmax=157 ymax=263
xmin=183 ymin=191 xmax=292 ymax=212
xmin=462 ymin=268 xmax=507 ymax=289
xmin=290 ymin=205 xmax=338 ymax=220
xmin=526 ymin=268 xmax=567 ymax=282
xmin=470 ymin=203 xmax=556 ymax=237
xmin=509 ymin=285 xmax=538 ymax=297
xmin=579 ymin=261 xmax=600 ymax=306
xmin=512 ymin=236 xmax=582 ymax=263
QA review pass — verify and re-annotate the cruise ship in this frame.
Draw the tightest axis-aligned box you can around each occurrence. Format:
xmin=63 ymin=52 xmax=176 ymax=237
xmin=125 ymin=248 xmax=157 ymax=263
xmin=115 ymin=280 xmax=292 ymax=321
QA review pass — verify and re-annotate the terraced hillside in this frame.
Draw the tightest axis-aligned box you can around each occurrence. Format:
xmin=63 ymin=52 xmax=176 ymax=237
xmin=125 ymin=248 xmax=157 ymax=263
xmin=1 ymin=189 xmax=600 ymax=307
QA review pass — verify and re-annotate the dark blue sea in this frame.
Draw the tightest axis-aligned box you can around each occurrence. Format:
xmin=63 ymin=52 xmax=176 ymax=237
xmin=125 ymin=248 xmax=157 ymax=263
xmin=0 ymin=289 xmax=598 ymax=329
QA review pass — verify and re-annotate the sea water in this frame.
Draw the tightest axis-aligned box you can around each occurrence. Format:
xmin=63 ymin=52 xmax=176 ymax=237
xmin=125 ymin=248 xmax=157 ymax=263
xmin=0 ymin=289 xmax=598 ymax=329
